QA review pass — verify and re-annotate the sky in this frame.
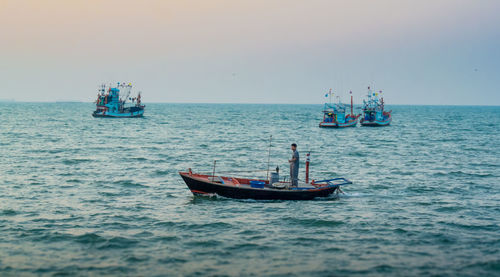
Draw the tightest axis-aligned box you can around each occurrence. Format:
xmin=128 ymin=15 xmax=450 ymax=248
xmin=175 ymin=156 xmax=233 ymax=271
xmin=0 ymin=0 xmax=499 ymax=105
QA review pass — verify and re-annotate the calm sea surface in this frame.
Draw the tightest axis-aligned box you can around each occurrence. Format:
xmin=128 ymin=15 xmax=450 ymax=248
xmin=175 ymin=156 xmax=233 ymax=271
xmin=0 ymin=103 xmax=499 ymax=276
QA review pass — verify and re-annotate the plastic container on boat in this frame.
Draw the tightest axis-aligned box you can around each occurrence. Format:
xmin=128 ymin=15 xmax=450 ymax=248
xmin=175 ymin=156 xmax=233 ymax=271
xmin=250 ymin=181 xmax=265 ymax=189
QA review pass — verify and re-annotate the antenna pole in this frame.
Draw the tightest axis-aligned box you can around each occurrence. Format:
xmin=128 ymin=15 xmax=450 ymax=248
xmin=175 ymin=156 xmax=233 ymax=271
xmin=305 ymin=152 xmax=310 ymax=184
xmin=266 ymin=135 xmax=272 ymax=181
xmin=350 ymin=92 xmax=353 ymax=116
xmin=212 ymin=160 xmax=216 ymax=182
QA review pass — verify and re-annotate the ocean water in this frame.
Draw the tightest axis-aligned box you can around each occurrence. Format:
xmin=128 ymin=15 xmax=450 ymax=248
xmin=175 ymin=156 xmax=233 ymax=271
xmin=0 ymin=103 xmax=499 ymax=276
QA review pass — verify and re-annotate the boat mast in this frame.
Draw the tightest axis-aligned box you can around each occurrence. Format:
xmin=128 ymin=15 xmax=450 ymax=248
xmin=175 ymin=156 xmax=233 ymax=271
xmin=266 ymin=135 xmax=272 ymax=181
xmin=305 ymin=152 xmax=310 ymax=184
xmin=329 ymin=88 xmax=332 ymax=106
xmin=212 ymin=160 xmax=217 ymax=181
xmin=349 ymin=90 xmax=354 ymax=116
xmin=367 ymin=86 xmax=372 ymax=110
xmin=380 ymin=90 xmax=384 ymax=110
xmin=350 ymin=91 xmax=353 ymax=116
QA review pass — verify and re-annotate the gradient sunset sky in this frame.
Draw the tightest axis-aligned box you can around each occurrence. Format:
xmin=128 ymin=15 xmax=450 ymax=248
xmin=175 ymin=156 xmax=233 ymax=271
xmin=0 ymin=0 xmax=499 ymax=104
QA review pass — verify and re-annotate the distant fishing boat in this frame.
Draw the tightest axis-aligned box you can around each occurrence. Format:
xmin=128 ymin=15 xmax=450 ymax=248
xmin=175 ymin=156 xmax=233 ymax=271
xmin=179 ymin=152 xmax=352 ymax=200
xmin=360 ymin=87 xmax=391 ymax=126
xmin=319 ymin=89 xmax=360 ymax=128
xmin=92 ymin=83 xmax=145 ymax=118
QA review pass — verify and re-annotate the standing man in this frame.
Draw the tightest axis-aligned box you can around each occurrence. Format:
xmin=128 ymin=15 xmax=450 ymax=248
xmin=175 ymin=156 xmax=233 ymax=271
xmin=288 ymin=143 xmax=299 ymax=187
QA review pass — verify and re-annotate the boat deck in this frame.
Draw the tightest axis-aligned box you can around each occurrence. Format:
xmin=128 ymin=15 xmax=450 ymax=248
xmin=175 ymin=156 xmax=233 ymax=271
xmin=186 ymin=173 xmax=326 ymax=190
xmin=190 ymin=173 xmax=269 ymax=187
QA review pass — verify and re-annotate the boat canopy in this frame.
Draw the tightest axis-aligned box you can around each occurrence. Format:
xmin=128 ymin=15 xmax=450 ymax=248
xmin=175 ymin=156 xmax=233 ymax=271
xmin=323 ymin=103 xmax=346 ymax=113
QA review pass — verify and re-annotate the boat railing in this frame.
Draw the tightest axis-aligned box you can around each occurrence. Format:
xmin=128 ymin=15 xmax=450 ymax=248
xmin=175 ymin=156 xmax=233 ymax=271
xmin=313 ymin=178 xmax=352 ymax=187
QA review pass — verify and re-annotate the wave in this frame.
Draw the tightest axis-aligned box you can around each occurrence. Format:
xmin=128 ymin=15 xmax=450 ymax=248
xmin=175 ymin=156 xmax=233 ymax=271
xmin=125 ymin=255 xmax=150 ymax=263
xmin=282 ymin=217 xmax=345 ymax=227
xmin=370 ymin=264 xmax=395 ymax=273
xmin=225 ymin=242 xmax=273 ymax=251
xmin=154 ymin=169 xmax=170 ymax=176
xmin=0 ymin=209 xmax=18 ymax=216
xmin=186 ymin=240 xmax=222 ymax=248
xmin=178 ymin=222 xmax=232 ymax=231
xmin=154 ymin=221 xmax=177 ymax=228
xmin=62 ymin=158 xmax=93 ymax=165
xmin=74 ymin=233 xmax=107 ymax=244
xmin=32 ymin=265 xmax=132 ymax=275
xmin=129 ymin=157 xmax=148 ymax=161
xmin=433 ymin=170 xmax=495 ymax=178
xmin=441 ymin=221 xmax=499 ymax=231
xmin=434 ymin=206 xmax=465 ymax=213
xmin=113 ymin=180 xmax=147 ymax=188
xmin=157 ymin=257 xmax=187 ymax=264
xmin=462 ymin=259 xmax=500 ymax=272
xmin=96 ymin=236 xmax=139 ymax=250
xmin=99 ymin=191 xmax=124 ymax=197
xmin=153 ymin=235 xmax=179 ymax=242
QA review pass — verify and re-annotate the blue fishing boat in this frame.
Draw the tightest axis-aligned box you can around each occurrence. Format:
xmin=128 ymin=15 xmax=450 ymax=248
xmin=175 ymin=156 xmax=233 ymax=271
xmin=319 ymin=90 xmax=360 ymax=128
xmin=360 ymin=87 xmax=391 ymax=126
xmin=92 ymin=83 xmax=145 ymax=118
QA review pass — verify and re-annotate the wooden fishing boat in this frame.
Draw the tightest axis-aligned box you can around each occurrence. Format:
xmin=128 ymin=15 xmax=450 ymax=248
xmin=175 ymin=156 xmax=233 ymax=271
xmin=319 ymin=90 xmax=360 ymax=128
xmin=92 ymin=83 xmax=145 ymax=118
xmin=360 ymin=87 xmax=391 ymax=127
xmin=179 ymin=154 xmax=352 ymax=200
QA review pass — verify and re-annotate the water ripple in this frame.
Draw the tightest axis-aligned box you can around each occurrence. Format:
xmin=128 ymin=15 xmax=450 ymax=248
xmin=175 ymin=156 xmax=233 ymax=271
xmin=0 ymin=103 xmax=499 ymax=276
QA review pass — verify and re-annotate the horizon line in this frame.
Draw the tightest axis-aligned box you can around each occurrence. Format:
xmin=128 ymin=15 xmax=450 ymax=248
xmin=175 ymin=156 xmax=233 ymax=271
xmin=1 ymin=101 xmax=499 ymax=107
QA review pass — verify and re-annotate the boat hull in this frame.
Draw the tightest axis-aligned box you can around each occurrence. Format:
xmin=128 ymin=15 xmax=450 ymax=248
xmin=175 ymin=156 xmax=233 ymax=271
xmin=319 ymin=117 xmax=359 ymax=128
xmin=179 ymin=172 xmax=341 ymax=200
xmin=360 ymin=116 xmax=391 ymax=126
xmin=92 ymin=109 xmax=145 ymax=118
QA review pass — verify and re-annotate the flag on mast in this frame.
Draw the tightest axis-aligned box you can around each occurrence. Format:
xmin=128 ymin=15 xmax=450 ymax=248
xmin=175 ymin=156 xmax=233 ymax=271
xmin=325 ymin=88 xmax=333 ymax=98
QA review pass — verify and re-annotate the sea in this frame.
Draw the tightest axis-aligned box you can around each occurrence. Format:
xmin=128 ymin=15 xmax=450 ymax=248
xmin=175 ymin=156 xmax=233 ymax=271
xmin=0 ymin=103 xmax=499 ymax=276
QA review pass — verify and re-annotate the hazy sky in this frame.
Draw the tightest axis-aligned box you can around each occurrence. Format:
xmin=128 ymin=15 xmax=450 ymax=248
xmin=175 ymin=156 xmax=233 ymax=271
xmin=0 ymin=0 xmax=499 ymax=105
